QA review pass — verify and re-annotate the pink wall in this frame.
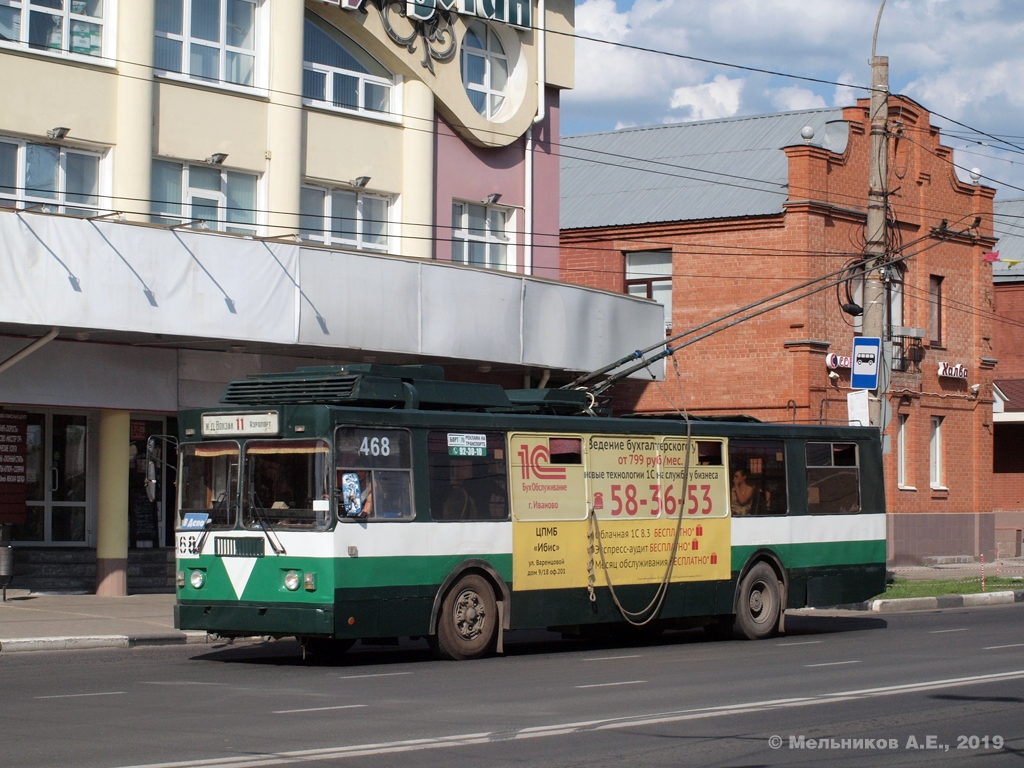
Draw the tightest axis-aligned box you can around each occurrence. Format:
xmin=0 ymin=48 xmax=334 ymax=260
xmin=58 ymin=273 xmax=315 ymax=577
xmin=433 ymin=88 xmax=560 ymax=276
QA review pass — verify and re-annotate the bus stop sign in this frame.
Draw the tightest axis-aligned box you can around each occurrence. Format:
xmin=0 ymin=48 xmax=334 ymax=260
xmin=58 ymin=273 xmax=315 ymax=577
xmin=851 ymin=337 xmax=881 ymax=391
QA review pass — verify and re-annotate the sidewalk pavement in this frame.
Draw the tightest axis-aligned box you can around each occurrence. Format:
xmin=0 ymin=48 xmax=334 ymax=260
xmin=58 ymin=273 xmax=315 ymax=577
xmin=1 ymin=562 xmax=1023 ymax=654
xmin=0 ymin=591 xmax=209 ymax=653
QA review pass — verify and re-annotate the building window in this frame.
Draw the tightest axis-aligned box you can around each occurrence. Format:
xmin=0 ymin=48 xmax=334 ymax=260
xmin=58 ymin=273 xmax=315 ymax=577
xmin=451 ymin=201 xmax=513 ymax=270
xmin=302 ymin=13 xmax=394 ymax=117
xmin=0 ymin=0 xmax=107 ymax=57
xmin=155 ymin=0 xmax=258 ymax=88
xmin=852 ymin=266 xmax=904 ymax=337
xmin=929 ymin=275 xmax=944 ymax=346
xmin=929 ymin=416 xmax=944 ymax=488
xmin=299 ymin=185 xmax=390 ymax=251
xmin=897 ymin=413 xmax=910 ymax=488
xmin=461 ymin=20 xmax=507 ymax=118
xmin=886 ymin=263 xmax=905 ymax=332
xmin=151 ymin=159 xmax=258 ymax=234
xmin=0 ymin=136 xmax=102 ymax=215
xmin=625 ymin=250 xmax=673 ymax=334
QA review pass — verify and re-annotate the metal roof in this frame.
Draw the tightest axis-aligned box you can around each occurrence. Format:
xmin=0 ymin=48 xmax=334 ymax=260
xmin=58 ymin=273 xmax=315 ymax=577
xmin=560 ymin=108 xmax=849 ymax=231
xmin=994 ymin=199 xmax=1024 ymax=283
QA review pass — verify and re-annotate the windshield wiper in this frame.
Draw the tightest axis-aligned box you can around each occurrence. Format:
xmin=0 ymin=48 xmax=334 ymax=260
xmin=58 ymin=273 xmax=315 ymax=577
xmin=247 ymin=486 xmax=286 ymax=555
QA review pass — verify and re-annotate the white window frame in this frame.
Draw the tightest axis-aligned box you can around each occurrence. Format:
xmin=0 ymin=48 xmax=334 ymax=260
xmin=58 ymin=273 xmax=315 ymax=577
xmin=852 ymin=264 xmax=904 ymax=337
xmin=929 ymin=415 xmax=945 ymax=490
xmin=301 ymin=14 xmax=400 ymax=123
xmin=299 ymin=184 xmax=392 ymax=252
xmin=451 ymin=200 xmax=515 ymax=271
xmin=0 ymin=135 xmax=105 ymax=215
xmin=0 ymin=0 xmax=113 ymax=62
xmin=897 ymin=413 xmax=914 ymax=490
xmin=625 ymin=250 xmax=673 ymax=334
xmin=150 ymin=158 xmax=260 ymax=235
xmin=154 ymin=0 xmax=263 ymax=93
xmin=460 ymin=21 xmax=508 ymax=119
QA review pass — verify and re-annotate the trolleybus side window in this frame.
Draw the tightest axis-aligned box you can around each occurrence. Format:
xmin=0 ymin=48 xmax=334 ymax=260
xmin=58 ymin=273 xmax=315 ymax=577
xmin=428 ymin=431 xmax=508 ymax=521
xmin=243 ymin=439 xmax=332 ymax=530
xmin=697 ymin=441 xmax=723 ymax=465
xmin=728 ymin=439 xmax=787 ymax=516
xmin=179 ymin=442 xmax=239 ymax=529
xmin=335 ymin=427 xmax=414 ymax=520
xmin=805 ymin=442 xmax=860 ymax=514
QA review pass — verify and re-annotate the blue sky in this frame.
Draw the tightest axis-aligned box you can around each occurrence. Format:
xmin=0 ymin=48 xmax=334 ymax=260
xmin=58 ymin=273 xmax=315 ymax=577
xmin=559 ymin=0 xmax=1024 ymax=198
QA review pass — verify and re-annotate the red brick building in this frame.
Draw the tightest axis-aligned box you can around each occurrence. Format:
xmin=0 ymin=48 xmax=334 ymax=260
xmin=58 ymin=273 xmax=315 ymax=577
xmin=992 ymin=199 xmax=1024 ymax=556
xmin=560 ymin=97 xmax=997 ymax=565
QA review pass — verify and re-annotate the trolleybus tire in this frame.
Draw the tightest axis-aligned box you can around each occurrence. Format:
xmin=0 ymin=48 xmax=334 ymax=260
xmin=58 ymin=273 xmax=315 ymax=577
xmin=302 ymin=637 xmax=356 ymax=658
xmin=733 ymin=562 xmax=780 ymax=640
xmin=433 ymin=574 xmax=497 ymax=660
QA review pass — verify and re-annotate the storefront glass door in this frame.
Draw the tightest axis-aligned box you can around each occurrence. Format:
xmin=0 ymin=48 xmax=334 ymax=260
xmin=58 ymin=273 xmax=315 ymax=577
xmin=15 ymin=412 xmax=88 ymax=543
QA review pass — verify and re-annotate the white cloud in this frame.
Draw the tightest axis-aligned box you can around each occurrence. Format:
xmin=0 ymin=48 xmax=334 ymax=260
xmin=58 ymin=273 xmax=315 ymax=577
xmin=561 ymin=1 xmax=1024 ymax=196
xmin=669 ymin=75 xmax=744 ymax=120
xmin=569 ymin=0 xmax=694 ymax=104
xmin=771 ymin=86 xmax=827 ymax=112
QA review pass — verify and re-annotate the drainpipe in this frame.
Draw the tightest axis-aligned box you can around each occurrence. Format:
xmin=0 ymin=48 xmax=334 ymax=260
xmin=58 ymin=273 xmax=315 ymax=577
xmin=0 ymin=328 xmax=60 ymax=375
xmin=523 ymin=0 xmax=546 ymax=276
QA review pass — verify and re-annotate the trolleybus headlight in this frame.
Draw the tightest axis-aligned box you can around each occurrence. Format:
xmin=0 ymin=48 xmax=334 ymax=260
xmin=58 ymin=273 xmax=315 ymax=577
xmin=284 ymin=570 xmax=301 ymax=591
xmin=189 ymin=570 xmax=205 ymax=589
xmin=176 ymin=570 xmax=185 ymax=588
xmin=304 ymin=572 xmax=316 ymax=591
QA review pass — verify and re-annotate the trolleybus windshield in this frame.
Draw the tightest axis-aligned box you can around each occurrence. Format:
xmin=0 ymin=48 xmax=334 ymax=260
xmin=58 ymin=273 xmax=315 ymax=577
xmin=243 ymin=439 xmax=332 ymax=530
xmin=178 ymin=441 xmax=239 ymax=529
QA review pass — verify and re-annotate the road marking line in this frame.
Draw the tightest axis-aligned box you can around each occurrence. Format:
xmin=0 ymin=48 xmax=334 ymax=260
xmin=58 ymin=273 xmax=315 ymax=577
xmin=575 ymin=680 xmax=646 ymax=689
xmin=336 ymin=672 xmax=412 ymax=680
xmin=804 ymin=661 xmax=861 ymax=668
xmin=983 ymin=643 xmax=1024 ymax=650
xmin=776 ymin=640 xmax=822 ymax=646
xmin=583 ymin=655 xmax=642 ymax=662
xmin=274 ymin=705 xmax=367 ymax=714
xmin=930 ymin=629 xmax=968 ymax=634
xmin=107 ymin=669 xmax=1024 ymax=768
xmin=141 ymin=682 xmax=227 ymax=686
xmin=35 ymin=692 xmax=127 ymax=699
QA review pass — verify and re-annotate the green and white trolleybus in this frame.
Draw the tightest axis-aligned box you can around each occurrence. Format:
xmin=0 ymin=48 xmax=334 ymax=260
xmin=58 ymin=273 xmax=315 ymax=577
xmin=168 ymin=364 xmax=886 ymax=660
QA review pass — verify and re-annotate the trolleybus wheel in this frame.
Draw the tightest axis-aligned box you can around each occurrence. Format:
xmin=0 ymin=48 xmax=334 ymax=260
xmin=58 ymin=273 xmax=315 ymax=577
xmin=733 ymin=562 xmax=780 ymax=640
xmin=434 ymin=574 xmax=497 ymax=660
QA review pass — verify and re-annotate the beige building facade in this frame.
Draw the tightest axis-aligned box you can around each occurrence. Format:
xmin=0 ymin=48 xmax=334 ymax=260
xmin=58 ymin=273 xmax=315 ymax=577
xmin=0 ymin=0 xmax=666 ymax=594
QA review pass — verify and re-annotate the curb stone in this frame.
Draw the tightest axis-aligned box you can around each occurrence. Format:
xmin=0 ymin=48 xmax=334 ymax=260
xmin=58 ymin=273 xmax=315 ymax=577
xmin=0 ymin=631 xmax=210 ymax=654
xmin=865 ymin=589 xmax=1024 ymax=613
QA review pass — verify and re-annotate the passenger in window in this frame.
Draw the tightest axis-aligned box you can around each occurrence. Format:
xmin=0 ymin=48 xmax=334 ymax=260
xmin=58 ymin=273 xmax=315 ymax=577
xmin=357 ymin=471 xmax=373 ymax=517
xmin=480 ymin=472 xmax=508 ymax=520
xmin=731 ymin=465 xmax=756 ymax=516
xmin=731 ymin=465 xmax=770 ymax=516
xmin=442 ymin=461 xmax=478 ymax=520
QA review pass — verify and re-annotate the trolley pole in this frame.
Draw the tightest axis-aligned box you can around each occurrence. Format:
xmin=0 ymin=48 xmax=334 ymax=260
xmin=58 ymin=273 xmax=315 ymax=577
xmin=863 ymin=52 xmax=889 ymax=429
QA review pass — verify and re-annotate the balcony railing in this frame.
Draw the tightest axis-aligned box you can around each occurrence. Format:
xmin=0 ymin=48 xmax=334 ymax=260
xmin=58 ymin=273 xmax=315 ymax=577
xmin=891 ymin=334 xmax=924 ymax=373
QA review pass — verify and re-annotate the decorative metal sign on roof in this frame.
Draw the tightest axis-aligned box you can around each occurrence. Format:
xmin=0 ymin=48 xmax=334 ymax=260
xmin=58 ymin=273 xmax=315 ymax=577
xmin=320 ymin=0 xmax=531 ymax=72
xmin=325 ymin=0 xmax=530 ymax=27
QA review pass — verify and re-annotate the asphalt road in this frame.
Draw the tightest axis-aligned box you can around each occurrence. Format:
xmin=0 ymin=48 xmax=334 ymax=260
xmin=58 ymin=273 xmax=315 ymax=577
xmin=2 ymin=605 xmax=1023 ymax=768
